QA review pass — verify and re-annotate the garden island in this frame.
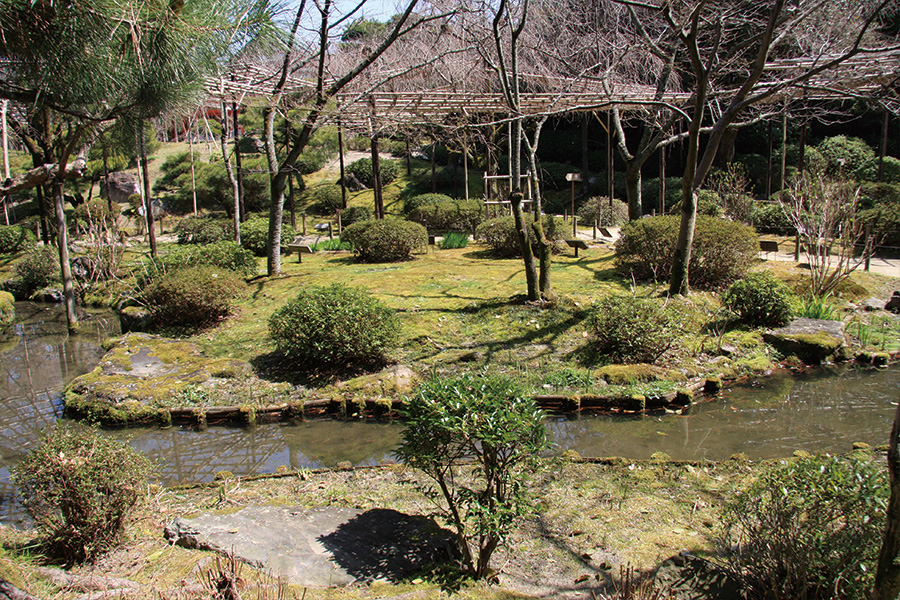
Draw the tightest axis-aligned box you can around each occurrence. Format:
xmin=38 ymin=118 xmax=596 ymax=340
xmin=0 ymin=0 xmax=900 ymax=598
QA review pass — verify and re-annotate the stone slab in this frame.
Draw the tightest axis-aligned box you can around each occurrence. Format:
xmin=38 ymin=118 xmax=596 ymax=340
xmin=164 ymin=505 xmax=454 ymax=587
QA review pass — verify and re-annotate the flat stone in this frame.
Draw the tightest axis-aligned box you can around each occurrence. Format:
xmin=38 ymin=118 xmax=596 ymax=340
xmin=763 ymin=318 xmax=845 ymax=364
xmin=164 ymin=505 xmax=455 ymax=587
xmin=862 ymin=297 xmax=886 ymax=311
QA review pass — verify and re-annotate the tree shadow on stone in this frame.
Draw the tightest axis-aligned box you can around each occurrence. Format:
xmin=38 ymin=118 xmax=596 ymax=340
xmin=317 ymin=508 xmax=456 ymax=583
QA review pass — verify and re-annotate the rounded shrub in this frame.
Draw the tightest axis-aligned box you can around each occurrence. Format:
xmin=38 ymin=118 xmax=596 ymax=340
xmin=585 ymin=295 xmax=677 ymax=364
xmin=474 ymin=214 xmax=565 ymax=258
xmin=408 ymin=199 xmax=483 ymax=233
xmin=145 ymin=265 xmax=246 ymax=327
xmin=614 ymin=215 xmax=757 ymax=290
xmin=269 ymin=283 xmax=399 ymax=367
xmin=240 ymin=216 xmax=296 ymax=257
xmin=340 ymin=205 xmax=372 ymax=226
xmin=306 ymin=185 xmax=344 ymax=215
xmin=723 ymin=271 xmax=797 ymax=327
xmin=0 ymin=225 xmax=36 ymax=254
xmin=347 ymin=157 xmax=400 ymax=188
xmin=719 ymin=453 xmax=886 ymax=600
xmin=12 ymin=424 xmax=152 ymax=563
xmin=818 ymin=135 xmax=876 ymax=177
xmin=341 ymin=218 xmax=427 ymax=262
xmin=750 ymin=201 xmax=793 ymax=234
xmin=73 ymin=198 xmax=116 ymax=229
xmin=404 ymin=193 xmax=454 ymax=214
xmin=17 ymin=245 xmax=59 ymax=293
xmin=577 ymin=197 xmax=628 ymax=227
xmin=175 ymin=215 xmax=234 ymax=244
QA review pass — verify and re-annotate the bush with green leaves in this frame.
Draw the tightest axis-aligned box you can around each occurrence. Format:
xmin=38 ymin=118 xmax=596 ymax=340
xmin=340 ymin=205 xmax=372 ymax=226
xmin=408 ymin=199 xmax=483 ymax=233
xmin=723 ymin=271 xmax=797 ymax=327
xmin=347 ymin=157 xmax=400 ymax=188
xmin=305 ymin=185 xmax=344 ymax=215
xmin=153 ymin=154 xmax=271 ymax=215
xmin=719 ymin=453 xmax=886 ymax=600
xmin=440 ymin=231 xmax=470 ymax=249
xmin=404 ymin=193 xmax=454 ymax=214
xmin=577 ymin=197 xmax=629 ymax=227
xmin=145 ymin=265 xmax=246 ymax=327
xmin=341 ymin=218 xmax=427 ymax=262
xmin=474 ymin=214 xmax=565 ymax=257
xmin=240 ymin=216 xmax=296 ymax=257
xmin=269 ymin=283 xmax=399 ymax=367
xmin=750 ymin=201 xmax=793 ymax=234
xmin=818 ymin=135 xmax=876 ymax=178
xmin=397 ymin=373 xmax=547 ymax=579
xmin=16 ymin=245 xmax=59 ymax=293
xmin=73 ymin=199 xmax=117 ymax=229
xmin=857 ymin=156 xmax=900 ymax=183
xmin=175 ymin=215 xmax=234 ymax=244
xmin=12 ymin=425 xmax=152 ymax=563
xmin=585 ymin=295 xmax=677 ymax=364
xmin=614 ymin=215 xmax=757 ymax=290
xmin=140 ymin=241 xmax=257 ymax=288
xmin=0 ymin=225 xmax=36 ymax=254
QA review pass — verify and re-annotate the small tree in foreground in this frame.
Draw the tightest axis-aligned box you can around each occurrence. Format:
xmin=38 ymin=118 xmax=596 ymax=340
xmin=397 ymin=373 xmax=548 ymax=580
xmin=12 ymin=425 xmax=152 ymax=564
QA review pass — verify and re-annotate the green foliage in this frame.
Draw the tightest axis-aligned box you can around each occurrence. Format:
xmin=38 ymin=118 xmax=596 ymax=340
xmin=241 ymin=216 xmax=296 ymax=257
xmin=268 ymin=283 xmax=399 ymax=367
xmin=396 ymin=372 xmax=548 ymax=579
xmin=0 ymin=224 xmax=36 ymax=253
xmin=474 ymin=214 xmax=565 ymax=258
xmin=311 ymin=237 xmax=352 ymax=251
xmin=576 ymin=197 xmax=628 ymax=227
xmin=140 ymin=241 xmax=257 ymax=291
xmin=537 ymin=162 xmax=579 ymax=189
xmin=145 ymin=265 xmax=246 ymax=327
xmin=723 ymin=271 xmax=797 ymax=327
xmin=404 ymin=193 xmax=454 ymax=214
xmin=720 ymin=453 xmax=886 ymax=600
xmin=543 ymin=367 xmax=594 ymax=391
xmin=347 ymin=157 xmax=400 ymax=188
xmin=341 ymin=218 xmax=427 ymax=262
xmin=154 ymin=155 xmax=271 ymax=215
xmin=750 ymin=201 xmax=793 ymax=234
xmin=12 ymin=425 xmax=152 ymax=563
xmin=440 ymin=231 xmax=470 ymax=249
xmin=16 ymin=245 xmax=59 ymax=292
xmin=341 ymin=205 xmax=372 ymax=226
xmin=408 ymin=199 xmax=483 ymax=233
xmin=305 ymin=185 xmax=344 ymax=215
xmin=73 ymin=199 xmax=116 ymax=228
xmin=641 ymin=177 xmax=683 ymax=213
xmin=174 ymin=214 xmax=234 ymax=244
xmin=818 ymin=135 xmax=876 ymax=177
xmin=859 ymin=182 xmax=900 ymax=209
xmin=585 ymin=296 xmax=677 ymax=364
xmin=798 ymin=295 xmax=840 ymax=320
xmin=614 ymin=215 xmax=757 ymax=290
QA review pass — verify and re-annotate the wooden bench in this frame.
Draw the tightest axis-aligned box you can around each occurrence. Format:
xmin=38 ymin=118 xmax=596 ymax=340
xmin=566 ymin=239 xmax=589 ymax=257
xmin=286 ymin=243 xmax=315 ymax=262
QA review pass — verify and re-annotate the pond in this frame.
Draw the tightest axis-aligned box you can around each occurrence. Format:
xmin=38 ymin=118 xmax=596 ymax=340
xmin=1 ymin=302 xmax=898 ymax=524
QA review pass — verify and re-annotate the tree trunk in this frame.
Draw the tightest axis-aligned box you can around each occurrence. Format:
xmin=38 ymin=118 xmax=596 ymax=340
xmin=510 ymin=119 xmax=538 ymax=301
xmin=232 ymin=98 xmax=245 ymax=222
xmin=51 ymin=178 xmax=78 ymax=332
xmin=874 ymin=396 xmax=900 ymax=600
xmin=264 ymin=106 xmax=286 ymax=277
xmin=371 ymin=135 xmax=384 ymax=219
xmin=220 ymin=100 xmax=241 ymax=245
xmin=138 ymin=124 xmax=157 ymax=257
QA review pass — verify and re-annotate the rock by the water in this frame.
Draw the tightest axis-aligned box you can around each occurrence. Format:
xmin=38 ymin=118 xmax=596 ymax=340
xmin=99 ymin=172 xmax=140 ymax=205
xmin=164 ymin=505 xmax=455 ymax=587
xmin=117 ymin=305 xmax=153 ymax=333
xmin=0 ymin=291 xmax=14 ymax=326
xmin=886 ymin=291 xmax=900 ymax=314
xmin=862 ymin=297 xmax=886 ymax=311
xmin=763 ymin=318 xmax=845 ymax=364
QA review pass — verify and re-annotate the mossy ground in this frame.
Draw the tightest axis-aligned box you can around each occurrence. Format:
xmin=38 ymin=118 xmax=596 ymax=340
xmin=0 ymin=456 xmax=765 ymax=599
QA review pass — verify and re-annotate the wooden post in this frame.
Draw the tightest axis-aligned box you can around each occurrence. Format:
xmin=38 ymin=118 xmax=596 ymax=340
xmin=659 ymin=146 xmax=666 ymax=215
xmin=606 ymin=111 xmax=614 ymax=205
xmin=463 ymin=140 xmax=469 ymax=201
xmin=766 ymin=120 xmax=773 ymax=199
xmin=865 ymin=223 xmax=873 ymax=271
xmin=302 ymin=213 xmax=307 ymax=236
xmin=431 ymin=141 xmax=437 ymax=193
xmin=879 ymin=111 xmax=889 ymax=182
xmin=328 ymin=222 xmax=333 ymax=240
xmin=779 ymin=109 xmax=788 ymax=192
xmin=337 ymin=118 xmax=347 ymax=209
xmin=371 ymin=134 xmax=384 ymax=219
xmin=405 ymin=138 xmax=412 ymax=176
xmin=795 ymin=232 xmax=801 ymax=262
xmin=337 ymin=210 xmax=342 ymax=236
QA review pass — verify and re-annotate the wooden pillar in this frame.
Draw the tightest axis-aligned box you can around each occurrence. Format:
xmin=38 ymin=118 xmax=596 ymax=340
xmin=766 ymin=120 xmax=773 ymax=199
xmin=779 ymin=109 xmax=788 ymax=192
xmin=463 ymin=140 xmax=469 ymax=202
xmin=337 ymin=119 xmax=347 ymax=209
xmin=581 ymin=113 xmax=590 ymax=197
xmin=231 ymin=92 xmax=245 ymax=222
xmin=659 ymin=146 xmax=666 ymax=215
xmin=606 ymin=111 xmax=613 ymax=205
xmin=371 ymin=135 xmax=384 ymax=219
xmin=431 ymin=141 xmax=437 ymax=193
xmin=878 ymin=111 xmax=890 ymax=182
xmin=405 ymin=138 xmax=412 ymax=176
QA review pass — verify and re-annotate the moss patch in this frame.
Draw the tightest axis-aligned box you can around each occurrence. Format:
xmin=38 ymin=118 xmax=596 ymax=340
xmin=0 ymin=290 xmax=14 ymax=325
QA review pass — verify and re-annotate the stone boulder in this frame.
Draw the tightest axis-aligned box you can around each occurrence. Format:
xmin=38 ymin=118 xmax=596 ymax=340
xmin=763 ymin=318 xmax=846 ymax=364
xmin=99 ymin=172 xmax=140 ymax=205
xmin=0 ymin=291 xmax=14 ymax=326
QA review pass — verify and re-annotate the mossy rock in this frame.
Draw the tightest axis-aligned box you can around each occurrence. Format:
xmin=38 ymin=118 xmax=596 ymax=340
xmin=63 ymin=333 xmax=270 ymax=426
xmin=118 ymin=305 xmax=153 ymax=333
xmin=595 ymin=364 xmax=675 ymax=385
xmin=336 ymin=365 xmax=419 ymax=401
xmin=0 ymin=290 xmax=14 ymax=325
xmin=762 ymin=318 xmax=845 ymax=364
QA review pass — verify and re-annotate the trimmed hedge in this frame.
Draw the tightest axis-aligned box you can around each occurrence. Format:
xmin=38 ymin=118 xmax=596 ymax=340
xmin=577 ymin=197 xmax=628 ymax=227
xmin=175 ymin=215 xmax=234 ymax=244
xmin=348 ymin=157 xmax=400 ymax=188
xmin=408 ymin=199 xmax=483 ymax=233
xmin=269 ymin=283 xmax=399 ymax=367
xmin=724 ymin=271 xmax=797 ymax=327
xmin=341 ymin=218 xmax=427 ymax=262
xmin=614 ymin=215 xmax=757 ymax=289
xmin=585 ymin=295 xmax=677 ymax=364
xmin=145 ymin=265 xmax=246 ymax=327
xmin=0 ymin=225 xmax=36 ymax=254
xmin=474 ymin=214 xmax=565 ymax=258
xmin=404 ymin=193 xmax=454 ymax=214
